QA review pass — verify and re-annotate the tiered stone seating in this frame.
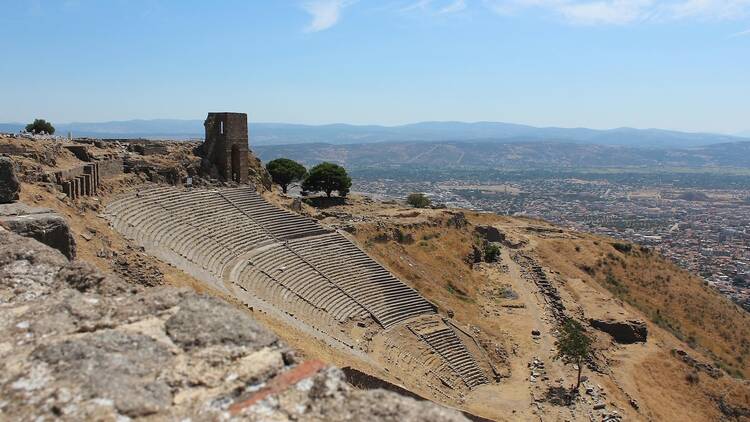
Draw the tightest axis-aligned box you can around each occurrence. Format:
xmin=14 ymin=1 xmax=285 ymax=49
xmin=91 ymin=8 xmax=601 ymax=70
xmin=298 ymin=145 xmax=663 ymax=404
xmin=234 ymin=244 xmax=369 ymax=323
xmin=107 ymin=187 xmax=275 ymax=276
xmin=231 ymin=275 xmax=357 ymax=349
xmin=382 ymin=336 xmax=460 ymax=394
xmin=419 ymin=326 xmax=489 ymax=389
xmin=287 ymin=233 xmax=436 ymax=328
xmin=106 ymin=185 xmax=491 ymax=387
xmin=219 ymin=187 xmax=330 ymax=240
xmin=109 ymin=188 xmax=434 ymax=329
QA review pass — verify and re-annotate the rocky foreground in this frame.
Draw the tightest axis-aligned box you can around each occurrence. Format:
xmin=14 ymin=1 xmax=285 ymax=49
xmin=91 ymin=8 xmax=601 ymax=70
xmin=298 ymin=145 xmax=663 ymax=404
xmin=0 ymin=228 xmax=469 ymax=421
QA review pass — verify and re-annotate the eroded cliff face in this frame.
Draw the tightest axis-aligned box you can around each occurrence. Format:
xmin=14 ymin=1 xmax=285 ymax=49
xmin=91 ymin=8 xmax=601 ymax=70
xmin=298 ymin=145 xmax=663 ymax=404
xmin=0 ymin=228 xmax=469 ymax=421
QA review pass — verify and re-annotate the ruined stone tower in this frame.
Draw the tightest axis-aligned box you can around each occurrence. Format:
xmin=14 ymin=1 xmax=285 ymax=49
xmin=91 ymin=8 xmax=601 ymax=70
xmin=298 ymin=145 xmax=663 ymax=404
xmin=203 ymin=112 xmax=249 ymax=183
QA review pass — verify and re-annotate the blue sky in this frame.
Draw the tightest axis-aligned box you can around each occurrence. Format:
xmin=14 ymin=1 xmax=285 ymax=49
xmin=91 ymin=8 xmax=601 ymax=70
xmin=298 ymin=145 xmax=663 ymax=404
xmin=1 ymin=0 xmax=748 ymax=133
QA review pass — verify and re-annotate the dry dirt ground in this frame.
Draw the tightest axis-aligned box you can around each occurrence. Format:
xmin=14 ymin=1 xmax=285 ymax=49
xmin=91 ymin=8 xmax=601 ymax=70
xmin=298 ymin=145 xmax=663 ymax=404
xmin=307 ymin=195 xmax=749 ymax=421
xmin=4 ymin=137 xmax=749 ymax=421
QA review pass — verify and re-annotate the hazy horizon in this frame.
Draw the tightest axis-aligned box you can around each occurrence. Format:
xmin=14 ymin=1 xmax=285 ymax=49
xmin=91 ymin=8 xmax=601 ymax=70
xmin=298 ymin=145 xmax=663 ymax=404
xmin=2 ymin=117 xmax=749 ymax=137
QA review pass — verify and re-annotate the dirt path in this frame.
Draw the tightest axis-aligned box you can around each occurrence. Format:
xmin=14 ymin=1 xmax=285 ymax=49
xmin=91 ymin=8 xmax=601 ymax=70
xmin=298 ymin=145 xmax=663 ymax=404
xmin=465 ymin=247 xmax=562 ymax=420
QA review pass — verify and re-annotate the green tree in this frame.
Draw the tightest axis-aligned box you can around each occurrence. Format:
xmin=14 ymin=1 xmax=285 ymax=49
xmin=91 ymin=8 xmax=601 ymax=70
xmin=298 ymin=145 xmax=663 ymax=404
xmin=554 ymin=318 xmax=593 ymax=392
xmin=406 ymin=193 xmax=431 ymax=208
xmin=25 ymin=119 xmax=55 ymax=135
xmin=266 ymin=158 xmax=307 ymax=194
xmin=302 ymin=162 xmax=352 ymax=198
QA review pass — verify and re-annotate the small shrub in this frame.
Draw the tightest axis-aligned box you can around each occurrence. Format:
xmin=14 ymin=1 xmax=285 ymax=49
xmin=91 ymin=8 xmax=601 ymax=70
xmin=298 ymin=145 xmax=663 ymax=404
xmin=577 ymin=264 xmax=596 ymax=276
xmin=422 ymin=232 xmax=440 ymax=241
xmin=484 ymin=244 xmax=501 ymax=263
xmin=406 ymin=193 xmax=431 ymax=208
xmin=612 ymin=242 xmax=632 ymax=254
xmin=604 ymin=272 xmax=629 ymax=297
xmin=446 ymin=282 xmax=471 ymax=301
xmin=392 ymin=229 xmax=414 ymax=244
xmin=370 ymin=233 xmax=389 ymax=243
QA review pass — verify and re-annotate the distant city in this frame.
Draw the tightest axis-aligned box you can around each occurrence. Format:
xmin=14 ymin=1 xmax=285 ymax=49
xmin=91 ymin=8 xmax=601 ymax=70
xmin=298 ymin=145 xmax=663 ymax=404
xmin=351 ymin=171 xmax=750 ymax=312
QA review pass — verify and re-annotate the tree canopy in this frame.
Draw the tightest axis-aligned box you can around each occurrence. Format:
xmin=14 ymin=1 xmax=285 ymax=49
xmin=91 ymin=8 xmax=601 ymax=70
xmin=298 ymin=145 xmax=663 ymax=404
xmin=266 ymin=158 xmax=307 ymax=193
xmin=25 ymin=119 xmax=55 ymax=135
xmin=554 ymin=318 xmax=593 ymax=392
xmin=406 ymin=193 xmax=431 ymax=208
xmin=301 ymin=162 xmax=351 ymax=198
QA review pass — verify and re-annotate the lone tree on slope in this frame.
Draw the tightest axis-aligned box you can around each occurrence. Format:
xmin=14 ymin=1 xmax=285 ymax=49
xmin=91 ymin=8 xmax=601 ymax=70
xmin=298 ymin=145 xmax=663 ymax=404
xmin=406 ymin=193 xmax=431 ymax=208
xmin=302 ymin=162 xmax=351 ymax=198
xmin=266 ymin=158 xmax=307 ymax=194
xmin=554 ymin=318 xmax=593 ymax=393
xmin=25 ymin=119 xmax=55 ymax=135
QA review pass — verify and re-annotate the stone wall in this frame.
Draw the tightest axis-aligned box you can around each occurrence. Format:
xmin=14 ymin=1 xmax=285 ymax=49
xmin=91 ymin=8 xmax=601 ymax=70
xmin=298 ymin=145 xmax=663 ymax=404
xmin=98 ymin=159 xmax=124 ymax=178
xmin=54 ymin=159 xmax=123 ymax=200
xmin=0 ymin=144 xmax=29 ymax=155
xmin=132 ymin=143 xmax=169 ymax=156
xmin=64 ymin=145 xmax=92 ymax=161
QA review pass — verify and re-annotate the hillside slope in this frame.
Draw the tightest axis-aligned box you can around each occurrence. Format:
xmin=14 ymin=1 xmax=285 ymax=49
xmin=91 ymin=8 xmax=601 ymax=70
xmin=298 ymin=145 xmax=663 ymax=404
xmin=534 ymin=237 xmax=750 ymax=378
xmin=3 ymin=136 xmax=748 ymax=421
xmin=311 ymin=198 xmax=750 ymax=421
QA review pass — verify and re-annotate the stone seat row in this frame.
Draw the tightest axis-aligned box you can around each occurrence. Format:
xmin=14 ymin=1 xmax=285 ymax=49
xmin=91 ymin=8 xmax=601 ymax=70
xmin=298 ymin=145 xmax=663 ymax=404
xmin=231 ymin=280 xmax=357 ymax=349
xmin=220 ymin=188 xmax=330 ymax=240
xmin=113 ymin=203 xmax=236 ymax=275
xmin=383 ymin=336 xmax=460 ymax=392
xmin=287 ymin=233 xmax=436 ymax=328
xmin=108 ymin=188 xmax=278 ymax=275
xmin=422 ymin=328 xmax=489 ymax=389
xmin=235 ymin=245 xmax=369 ymax=323
xmin=108 ymin=187 xmax=436 ymax=330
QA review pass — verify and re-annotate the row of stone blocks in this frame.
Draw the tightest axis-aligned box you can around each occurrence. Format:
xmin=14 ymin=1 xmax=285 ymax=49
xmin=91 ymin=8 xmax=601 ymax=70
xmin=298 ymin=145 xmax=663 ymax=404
xmin=56 ymin=162 xmax=100 ymax=200
xmin=107 ymin=186 xmax=438 ymax=330
xmin=409 ymin=318 xmax=489 ymax=389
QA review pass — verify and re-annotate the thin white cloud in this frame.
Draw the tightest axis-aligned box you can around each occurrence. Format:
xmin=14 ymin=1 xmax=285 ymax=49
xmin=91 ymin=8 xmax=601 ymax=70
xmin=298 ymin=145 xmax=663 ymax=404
xmin=557 ymin=0 xmax=654 ymax=24
xmin=483 ymin=0 xmax=750 ymax=24
xmin=730 ymin=27 xmax=750 ymax=36
xmin=402 ymin=0 xmax=434 ymax=12
xmin=439 ymin=0 xmax=468 ymax=13
xmin=302 ymin=0 xmax=356 ymax=32
xmin=402 ymin=0 xmax=468 ymax=14
xmin=667 ymin=0 xmax=750 ymax=20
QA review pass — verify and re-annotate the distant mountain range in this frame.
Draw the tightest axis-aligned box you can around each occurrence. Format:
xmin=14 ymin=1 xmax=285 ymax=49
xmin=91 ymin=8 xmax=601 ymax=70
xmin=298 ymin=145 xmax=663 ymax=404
xmin=0 ymin=119 xmax=745 ymax=148
xmin=254 ymin=140 xmax=750 ymax=169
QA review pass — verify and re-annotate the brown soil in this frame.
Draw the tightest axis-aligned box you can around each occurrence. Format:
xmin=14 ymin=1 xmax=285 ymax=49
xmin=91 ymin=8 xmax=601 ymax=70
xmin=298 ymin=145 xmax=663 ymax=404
xmin=5 ymin=136 xmax=748 ymax=421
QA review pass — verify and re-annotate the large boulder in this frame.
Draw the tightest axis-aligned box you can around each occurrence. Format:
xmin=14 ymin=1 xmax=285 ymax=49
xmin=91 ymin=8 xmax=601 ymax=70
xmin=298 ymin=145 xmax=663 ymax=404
xmin=0 ymin=156 xmax=20 ymax=203
xmin=0 ymin=203 xmax=76 ymax=259
xmin=165 ymin=295 xmax=277 ymax=351
xmin=589 ymin=318 xmax=648 ymax=344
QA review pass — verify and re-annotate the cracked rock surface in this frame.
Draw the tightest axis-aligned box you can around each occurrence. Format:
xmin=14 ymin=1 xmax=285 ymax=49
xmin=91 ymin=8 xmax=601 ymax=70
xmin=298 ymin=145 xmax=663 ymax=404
xmin=0 ymin=228 xmax=468 ymax=421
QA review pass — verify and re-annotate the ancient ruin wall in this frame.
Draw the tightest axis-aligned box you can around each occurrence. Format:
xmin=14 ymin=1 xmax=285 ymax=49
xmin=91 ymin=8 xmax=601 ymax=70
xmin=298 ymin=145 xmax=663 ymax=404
xmin=203 ymin=112 xmax=249 ymax=183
